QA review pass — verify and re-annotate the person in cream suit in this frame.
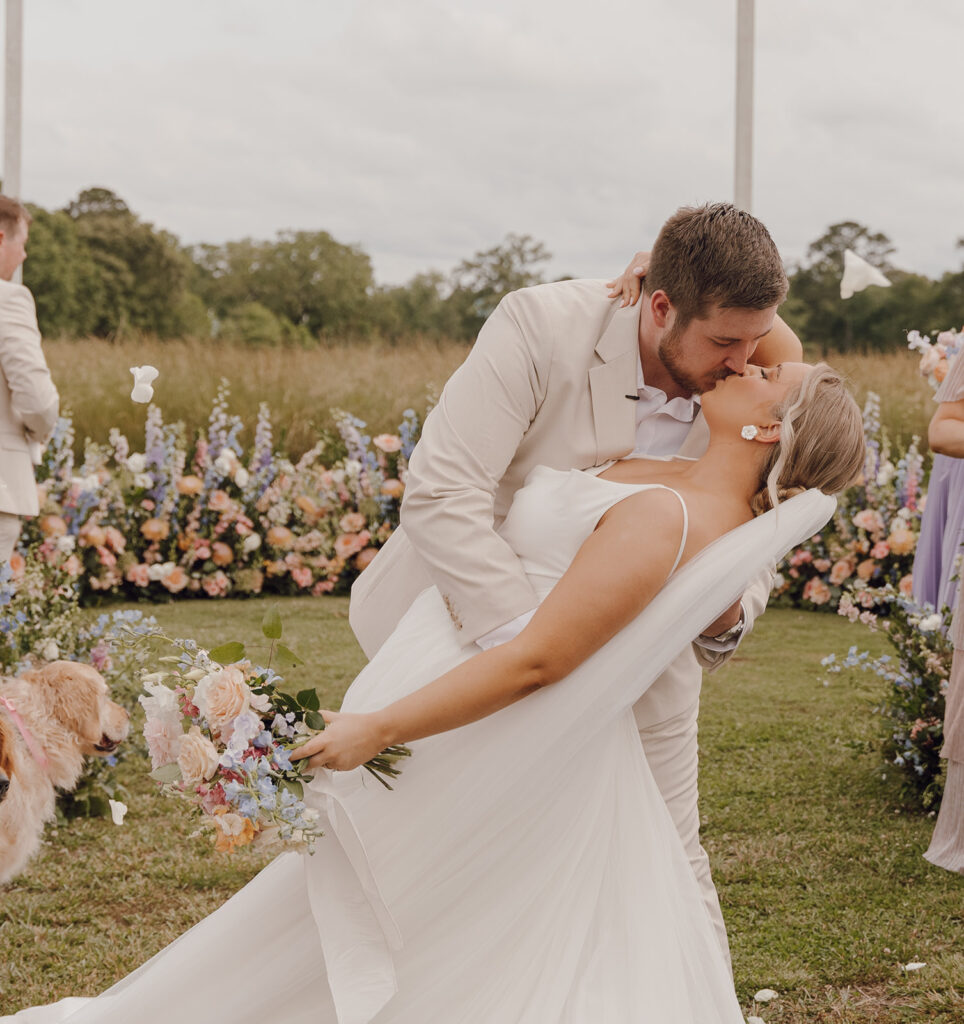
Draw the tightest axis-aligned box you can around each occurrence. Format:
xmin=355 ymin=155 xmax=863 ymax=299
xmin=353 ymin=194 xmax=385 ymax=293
xmin=350 ymin=203 xmax=802 ymax=966
xmin=0 ymin=196 xmax=59 ymax=564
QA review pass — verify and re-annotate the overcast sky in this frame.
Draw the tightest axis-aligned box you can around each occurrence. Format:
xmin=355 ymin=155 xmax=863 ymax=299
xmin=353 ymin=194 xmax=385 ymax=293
xmin=10 ymin=0 xmax=964 ymax=285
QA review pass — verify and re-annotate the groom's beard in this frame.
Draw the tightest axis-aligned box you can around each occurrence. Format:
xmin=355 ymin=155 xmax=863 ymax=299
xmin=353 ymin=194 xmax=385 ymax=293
xmin=657 ymin=324 xmax=732 ymax=396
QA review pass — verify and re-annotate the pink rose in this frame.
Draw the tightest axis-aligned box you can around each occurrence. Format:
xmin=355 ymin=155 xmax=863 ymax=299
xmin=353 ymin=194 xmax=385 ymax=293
xmin=339 ymin=512 xmax=367 ymax=534
xmin=813 ymin=558 xmax=832 ymax=573
xmin=871 ymin=542 xmax=890 ymax=559
xmin=208 ymin=489 xmax=231 ymax=512
xmin=898 ymin=573 xmax=914 ymax=597
xmin=373 ymin=434 xmax=402 ymax=453
xmin=201 ymin=571 xmax=230 ymax=597
xmin=829 ymin=559 xmax=853 ymax=585
xmin=789 ymin=549 xmax=813 ymax=567
xmin=126 ymin=563 xmax=151 ymax=587
xmin=852 ymin=509 xmax=885 ymax=535
xmin=63 ymin=554 xmax=83 ymax=576
xmin=312 ymin=579 xmax=336 ymax=595
xmin=291 ymin=566 xmax=313 ymax=588
xmin=144 ymin=716 xmax=183 ymax=770
xmin=104 ymin=526 xmax=126 ymax=553
xmin=802 ymin=578 xmax=831 ymax=605
xmin=177 ymin=727 xmax=220 ymax=786
xmin=194 ymin=665 xmax=252 ymax=734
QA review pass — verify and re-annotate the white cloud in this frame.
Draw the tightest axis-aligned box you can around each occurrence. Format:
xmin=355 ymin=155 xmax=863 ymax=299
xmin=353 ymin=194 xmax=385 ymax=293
xmin=6 ymin=0 xmax=963 ymax=287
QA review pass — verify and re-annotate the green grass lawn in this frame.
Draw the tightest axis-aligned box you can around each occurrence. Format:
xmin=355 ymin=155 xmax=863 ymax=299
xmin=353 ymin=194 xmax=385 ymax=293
xmin=1 ymin=601 xmax=961 ymax=1021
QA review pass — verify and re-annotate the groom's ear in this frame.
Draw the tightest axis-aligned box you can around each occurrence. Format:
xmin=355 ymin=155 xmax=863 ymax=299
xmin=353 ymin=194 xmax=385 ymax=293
xmin=650 ymin=290 xmax=673 ymax=329
xmin=754 ymin=422 xmax=781 ymax=445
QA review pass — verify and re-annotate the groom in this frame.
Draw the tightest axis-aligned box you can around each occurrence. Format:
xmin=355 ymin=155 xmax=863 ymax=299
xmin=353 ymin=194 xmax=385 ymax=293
xmin=350 ymin=202 xmax=801 ymax=965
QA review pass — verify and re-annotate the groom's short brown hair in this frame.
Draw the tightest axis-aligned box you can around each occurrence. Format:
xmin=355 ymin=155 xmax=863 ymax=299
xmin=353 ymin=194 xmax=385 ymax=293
xmin=0 ymin=195 xmax=30 ymax=235
xmin=643 ymin=203 xmax=788 ymax=327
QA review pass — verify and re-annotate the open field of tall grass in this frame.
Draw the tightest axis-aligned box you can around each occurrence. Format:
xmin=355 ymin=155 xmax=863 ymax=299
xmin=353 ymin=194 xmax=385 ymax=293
xmin=46 ymin=336 xmax=934 ymax=459
xmin=1 ymin=602 xmax=960 ymax=1021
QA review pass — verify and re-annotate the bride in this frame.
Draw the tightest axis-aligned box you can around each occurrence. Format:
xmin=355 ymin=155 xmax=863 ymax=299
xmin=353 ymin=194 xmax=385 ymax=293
xmin=4 ymin=362 xmax=864 ymax=1024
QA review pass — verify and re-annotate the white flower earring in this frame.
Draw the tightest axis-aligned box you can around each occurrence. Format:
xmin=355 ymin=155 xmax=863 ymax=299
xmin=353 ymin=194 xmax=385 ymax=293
xmin=740 ymin=425 xmax=759 ymax=441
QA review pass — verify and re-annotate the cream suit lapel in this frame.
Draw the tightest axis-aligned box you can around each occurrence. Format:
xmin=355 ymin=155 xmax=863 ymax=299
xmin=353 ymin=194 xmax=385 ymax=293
xmin=588 ymin=302 xmax=639 ymax=464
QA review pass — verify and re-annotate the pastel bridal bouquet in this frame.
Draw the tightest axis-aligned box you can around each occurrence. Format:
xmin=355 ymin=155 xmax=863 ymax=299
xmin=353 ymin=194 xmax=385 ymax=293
xmin=136 ymin=610 xmax=410 ymax=854
xmin=907 ymin=327 xmax=964 ymax=391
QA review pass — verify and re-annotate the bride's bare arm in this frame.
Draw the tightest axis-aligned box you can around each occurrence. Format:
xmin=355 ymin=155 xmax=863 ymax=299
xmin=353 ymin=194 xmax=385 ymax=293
xmin=292 ymin=490 xmax=685 ymax=771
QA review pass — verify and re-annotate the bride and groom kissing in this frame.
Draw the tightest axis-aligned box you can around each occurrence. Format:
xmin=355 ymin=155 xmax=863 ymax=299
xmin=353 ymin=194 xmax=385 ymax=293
xmin=5 ymin=203 xmax=866 ymax=1023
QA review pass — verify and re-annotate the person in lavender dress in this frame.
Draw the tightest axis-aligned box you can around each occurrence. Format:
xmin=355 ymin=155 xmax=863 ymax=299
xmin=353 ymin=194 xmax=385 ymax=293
xmin=913 ymin=352 xmax=964 ymax=614
xmin=922 ymin=353 xmax=964 ymax=873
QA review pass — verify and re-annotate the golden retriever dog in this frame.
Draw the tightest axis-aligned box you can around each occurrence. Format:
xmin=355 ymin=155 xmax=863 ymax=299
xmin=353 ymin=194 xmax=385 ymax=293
xmin=0 ymin=661 xmax=130 ymax=884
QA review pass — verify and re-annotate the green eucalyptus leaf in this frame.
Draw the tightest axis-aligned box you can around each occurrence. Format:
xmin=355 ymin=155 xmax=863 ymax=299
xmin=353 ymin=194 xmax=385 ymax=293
xmin=297 ymin=688 xmax=320 ymax=711
xmin=261 ymin=607 xmax=283 ymax=640
xmin=208 ymin=641 xmax=246 ymax=664
xmin=274 ymin=643 xmax=304 ymax=669
xmin=305 ymin=710 xmax=327 ymax=731
xmin=150 ymin=763 xmax=182 ymax=784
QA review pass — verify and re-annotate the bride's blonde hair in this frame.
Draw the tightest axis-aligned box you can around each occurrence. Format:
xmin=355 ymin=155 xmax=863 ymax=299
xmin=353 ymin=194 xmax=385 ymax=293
xmin=750 ymin=364 xmax=865 ymax=516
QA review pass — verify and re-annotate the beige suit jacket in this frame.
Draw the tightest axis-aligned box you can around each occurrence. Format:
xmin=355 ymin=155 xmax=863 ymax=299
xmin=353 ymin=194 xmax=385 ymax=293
xmin=350 ymin=279 xmax=772 ymax=726
xmin=0 ymin=280 xmax=59 ymax=517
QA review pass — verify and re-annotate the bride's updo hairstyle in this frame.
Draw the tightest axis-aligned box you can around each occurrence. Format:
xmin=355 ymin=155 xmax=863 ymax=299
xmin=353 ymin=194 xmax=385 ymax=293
xmin=750 ymin=364 xmax=865 ymax=516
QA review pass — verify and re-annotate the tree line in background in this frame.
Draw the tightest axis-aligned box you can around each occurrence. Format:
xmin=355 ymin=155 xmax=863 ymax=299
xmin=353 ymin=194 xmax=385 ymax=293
xmin=23 ymin=187 xmax=964 ymax=351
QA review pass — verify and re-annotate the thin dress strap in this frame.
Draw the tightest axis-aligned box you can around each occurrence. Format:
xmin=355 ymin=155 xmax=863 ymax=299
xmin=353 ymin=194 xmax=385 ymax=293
xmin=651 ymin=484 xmax=689 ymax=575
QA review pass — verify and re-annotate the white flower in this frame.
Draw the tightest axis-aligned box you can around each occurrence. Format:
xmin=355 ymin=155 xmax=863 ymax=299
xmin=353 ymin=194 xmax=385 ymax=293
xmin=241 ymin=533 xmax=262 ymax=554
xmin=130 ymin=365 xmax=159 ymax=403
xmin=344 ymin=459 xmax=362 ymax=476
xmin=919 ymin=614 xmax=943 ymax=633
xmin=41 ymin=639 xmax=59 ymax=661
xmin=217 ymin=812 xmax=248 ymax=837
xmin=876 ymin=462 xmax=896 ymax=487
xmin=903 ymin=961 xmax=926 ymax=972
xmin=56 ymin=534 xmax=77 ymax=554
xmin=125 ymin=453 xmax=147 ymax=474
xmin=747 ymin=1018 xmax=766 ymax=1024
xmin=753 ymin=989 xmax=779 ymax=1002
xmin=70 ymin=474 xmax=101 ymax=493
xmin=108 ymin=799 xmax=128 ymax=826
xmin=771 ymin=573 xmax=785 ymax=591
xmin=139 ymin=679 xmax=180 ymax=718
xmin=147 ymin=561 xmax=176 ymax=582
xmin=214 ymin=449 xmax=238 ymax=476
xmin=234 ymin=466 xmax=250 ymax=488
xmin=134 ymin=473 xmax=153 ymax=489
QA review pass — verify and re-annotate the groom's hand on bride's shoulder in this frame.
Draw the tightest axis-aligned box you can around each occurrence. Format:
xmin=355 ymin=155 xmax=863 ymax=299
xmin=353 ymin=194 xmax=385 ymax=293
xmin=606 ymin=250 xmax=651 ymax=307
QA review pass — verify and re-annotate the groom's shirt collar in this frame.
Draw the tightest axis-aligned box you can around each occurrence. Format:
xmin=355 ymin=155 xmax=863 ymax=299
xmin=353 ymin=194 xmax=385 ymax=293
xmin=632 ymin=354 xmax=701 ymax=457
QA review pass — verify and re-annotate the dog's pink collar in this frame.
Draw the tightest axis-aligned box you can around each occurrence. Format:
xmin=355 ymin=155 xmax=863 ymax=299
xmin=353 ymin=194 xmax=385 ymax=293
xmin=0 ymin=694 xmax=49 ymax=769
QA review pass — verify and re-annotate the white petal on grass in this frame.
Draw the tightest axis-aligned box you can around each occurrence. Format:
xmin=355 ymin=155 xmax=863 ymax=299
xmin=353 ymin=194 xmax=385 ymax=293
xmin=130 ymin=365 xmax=159 ymax=403
xmin=840 ymin=249 xmax=891 ymax=299
xmin=747 ymin=1017 xmax=766 ymax=1024
xmin=753 ymin=989 xmax=779 ymax=1002
xmin=108 ymin=799 xmax=128 ymax=826
xmin=904 ymin=961 xmax=927 ymax=971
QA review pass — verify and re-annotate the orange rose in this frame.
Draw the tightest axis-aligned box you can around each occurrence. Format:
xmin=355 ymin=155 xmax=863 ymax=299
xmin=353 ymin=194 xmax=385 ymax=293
xmin=8 ymin=551 xmax=25 ymax=576
xmin=295 ymin=495 xmax=320 ymax=519
xmin=208 ymin=489 xmax=231 ymax=512
xmin=161 ymin=565 xmax=189 ymax=593
xmin=354 ymin=547 xmax=378 ymax=572
xmin=195 ymin=665 xmax=251 ymax=734
xmin=886 ymin=528 xmax=916 ymax=556
xmin=78 ymin=521 xmax=107 ymax=548
xmin=211 ymin=541 xmax=234 ymax=566
xmin=177 ymin=474 xmax=204 ymax=496
xmin=266 ymin=525 xmax=294 ymax=549
xmin=934 ymin=359 xmax=949 ymax=384
xmin=339 ymin=512 xmax=367 ymax=533
xmin=140 ymin=518 xmax=170 ymax=542
xmin=213 ymin=809 xmax=257 ymax=853
xmin=39 ymin=514 xmax=67 ymax=538
xmin=856 ymin=559 xmax=877 ymax=581
xmin=380 ymin=478 xmax=405 ymax=500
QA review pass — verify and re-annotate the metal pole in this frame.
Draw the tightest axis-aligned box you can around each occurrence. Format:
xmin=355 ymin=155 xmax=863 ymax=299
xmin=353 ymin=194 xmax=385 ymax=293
xmin=4 ymin=0 xmax=23 ymax=282
xmin=734 ymin=0 xmax=754 ymax=213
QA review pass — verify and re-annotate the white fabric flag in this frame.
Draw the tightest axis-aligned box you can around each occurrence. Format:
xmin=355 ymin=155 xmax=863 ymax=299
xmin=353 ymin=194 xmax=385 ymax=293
xmin=840 ymin=249 xmax=891 ymax=299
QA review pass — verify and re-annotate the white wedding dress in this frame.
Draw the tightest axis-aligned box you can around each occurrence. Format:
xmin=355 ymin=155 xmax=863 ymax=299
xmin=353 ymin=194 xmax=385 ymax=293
xmin=3 ymin=466 xmax=835 ymax=1024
